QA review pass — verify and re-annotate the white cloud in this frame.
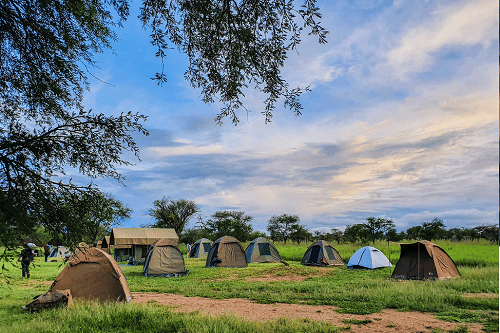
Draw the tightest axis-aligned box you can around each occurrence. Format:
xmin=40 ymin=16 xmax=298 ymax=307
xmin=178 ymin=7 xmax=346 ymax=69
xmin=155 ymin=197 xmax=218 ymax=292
xmin=387 ymin=0 xmax=498 ymax=75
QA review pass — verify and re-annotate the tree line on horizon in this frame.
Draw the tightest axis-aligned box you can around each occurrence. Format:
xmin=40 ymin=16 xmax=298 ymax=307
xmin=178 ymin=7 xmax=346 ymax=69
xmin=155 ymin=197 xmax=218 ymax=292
xmin=144 ymin=198 xmax=500 ymax=246
xmin=4 ymin=196 xmax=497 ymax=249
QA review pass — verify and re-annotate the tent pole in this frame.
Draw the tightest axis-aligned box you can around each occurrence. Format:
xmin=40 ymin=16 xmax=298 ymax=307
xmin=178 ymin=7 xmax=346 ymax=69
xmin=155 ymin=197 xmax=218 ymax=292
xmin=388 ymin=240 xmax=391 ymax=279
xmin=417 ymin=242 xmax=420 ymax=280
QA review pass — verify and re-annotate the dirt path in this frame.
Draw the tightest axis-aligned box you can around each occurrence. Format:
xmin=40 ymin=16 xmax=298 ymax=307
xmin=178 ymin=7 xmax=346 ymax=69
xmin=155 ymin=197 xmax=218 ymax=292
xmin=131 ymin=292 xmax=483 ymax=333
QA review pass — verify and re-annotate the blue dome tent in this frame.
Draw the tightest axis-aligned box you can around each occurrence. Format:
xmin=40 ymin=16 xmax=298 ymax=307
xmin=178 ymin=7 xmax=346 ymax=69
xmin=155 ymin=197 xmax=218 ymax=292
xmin=347 ymin=246 xmax=392 ymax=269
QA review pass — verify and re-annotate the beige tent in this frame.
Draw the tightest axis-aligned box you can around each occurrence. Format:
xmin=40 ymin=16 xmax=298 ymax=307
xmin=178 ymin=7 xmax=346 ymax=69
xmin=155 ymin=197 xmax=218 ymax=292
xmin=206 ymin=236 xmax=247 ymax=268
xmin=49 ymin=247 xmax=131 ymax=302
xmin=143 ymin=239 xmax=187 ymax=277
xmin=392 ymin=241 xmax=460 ymax=280
xmin=301 ymin=240 xmax=344 ymax=267
xmin=188 ymin=238 xmax=213 ymax=258
xmin=245 ymin=237 xmax=283 ymax=263
xmin=109 ymin=228 xmax=178 ymax=262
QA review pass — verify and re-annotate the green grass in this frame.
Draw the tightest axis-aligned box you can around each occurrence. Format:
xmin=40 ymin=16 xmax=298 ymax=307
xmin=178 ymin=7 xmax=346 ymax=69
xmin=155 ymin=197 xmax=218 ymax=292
xmin=0 ymin=241 xmax=498 ymax=332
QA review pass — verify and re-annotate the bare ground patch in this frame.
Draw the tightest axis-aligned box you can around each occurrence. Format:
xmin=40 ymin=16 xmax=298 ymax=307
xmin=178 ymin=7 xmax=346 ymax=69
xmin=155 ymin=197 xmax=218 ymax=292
xmin=131 ymin=292 xmax=483 ymax=333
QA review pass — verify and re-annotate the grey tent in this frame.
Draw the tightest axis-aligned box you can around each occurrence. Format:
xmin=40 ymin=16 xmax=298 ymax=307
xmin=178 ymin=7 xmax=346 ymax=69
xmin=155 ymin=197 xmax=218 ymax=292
xmin=188 ymin=238 xmax=213 ymax=258
xmin=206 ymin=236 xmax=247 ymax=268
xmin=245 ymin=237 xmax=283 ymax=263
xmin=392 ymin=241 xmax=460 ymax=280
xmin=347 ymin=246 xmax=392 ymax=269
xmin=301 ymin=240 xmax=344 ymax=267
xmin=143 ymin=239 xmax=187 ymax=277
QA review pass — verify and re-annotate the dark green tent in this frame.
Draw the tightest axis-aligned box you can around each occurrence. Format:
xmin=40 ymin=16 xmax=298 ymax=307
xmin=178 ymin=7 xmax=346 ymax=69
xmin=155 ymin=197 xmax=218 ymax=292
xmin=301 ymin=240 xmax=344 ymax=267
xmin=245 ymin=237 xmax=282 ymax=263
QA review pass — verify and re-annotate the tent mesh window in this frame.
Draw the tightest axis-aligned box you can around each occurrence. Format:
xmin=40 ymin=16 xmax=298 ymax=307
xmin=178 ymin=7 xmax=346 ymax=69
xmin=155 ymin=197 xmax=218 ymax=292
xmin=203 ymin=243 xmax=212 ymax=252
xmin=325 ymin=246 xmax=336 ymax=260
xmin=258 ymin=243 xmax=271 ymax=256
xmin=141 ymin=246 xmax=148 ymax=258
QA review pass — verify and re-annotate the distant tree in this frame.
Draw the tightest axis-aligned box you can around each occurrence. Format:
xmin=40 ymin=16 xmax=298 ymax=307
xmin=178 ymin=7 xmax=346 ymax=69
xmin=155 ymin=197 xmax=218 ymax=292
xmin=420 ymin=218 xmax=446 ymax=241
xmin=447 ymin=228 xmax=466 ymax=241
xmin=385 ymin=228 xmax=403 ymax=242
xmin=148 ymin=198 xmax=200 ymax=237
xmin=363 ymin=217 xmax=396 ymax=244
xmin=343 ymin=224 xmax=370 ymax=244
xmin=330 ymin=229 xmax=344 ymax=244
xmin=405 ymin=226 xmax=422 ymax=240
xmin=474 ymin=225 xmax=499 ymax=244
xmin=247 ymin=230 xmax=267 ymax=240
xmin=180 ymin=227 xmax=211 ymax=245
xmin=266 ymin=214 xmax=301 ymax=244
xmin=289 ymin=224 xmax=311 ymax=244
xmin=36 ymin=191 xmax=131 ymax=247
xmin=205 ymin=211 xmax=254 ymax=242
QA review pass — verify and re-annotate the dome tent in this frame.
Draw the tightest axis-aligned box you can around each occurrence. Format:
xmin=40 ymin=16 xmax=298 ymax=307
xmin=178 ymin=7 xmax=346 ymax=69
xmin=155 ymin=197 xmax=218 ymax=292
xmin=143 ymin=239 xmax=187 ymax=277
xmin=49 ymin=247 xmax=131 ymax=302
xmin=347 ymin=246 xmax=392 ymax=269
xmin=245 ymin=237 xmax=283 ymax=263
xmin=392 ymin=240 xmax=460 ymax=280
xmin=206 ymin=236 xmax=247 ymax=268
xmin=301 ymin=240 xmax=344 ymax=267
xmin=189 ymin=238 xmax=213 ymax=258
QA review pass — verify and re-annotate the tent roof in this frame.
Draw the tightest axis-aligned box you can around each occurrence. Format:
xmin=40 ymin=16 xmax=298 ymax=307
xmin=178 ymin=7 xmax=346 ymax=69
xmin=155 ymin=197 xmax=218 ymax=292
xmin=110 ymin=228 xmax=178 ymax=246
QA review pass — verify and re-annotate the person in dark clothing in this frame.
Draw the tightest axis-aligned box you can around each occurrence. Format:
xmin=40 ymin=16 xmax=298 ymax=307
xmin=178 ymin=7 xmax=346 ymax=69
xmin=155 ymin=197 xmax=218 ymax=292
xmin=17 ymin=244 xmax=34 ymax=278
xmin=44 ymin=244 xmax=50 ymax=262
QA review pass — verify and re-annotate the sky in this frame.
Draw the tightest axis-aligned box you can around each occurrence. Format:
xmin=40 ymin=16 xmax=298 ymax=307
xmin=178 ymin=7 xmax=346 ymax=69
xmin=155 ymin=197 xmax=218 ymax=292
xmin=79 ymin=0 xmax=499 ymax=234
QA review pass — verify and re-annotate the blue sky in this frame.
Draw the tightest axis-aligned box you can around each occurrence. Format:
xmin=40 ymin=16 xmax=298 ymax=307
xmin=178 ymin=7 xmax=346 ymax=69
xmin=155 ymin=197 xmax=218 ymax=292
xmin=79 ymin=0 xmax=498 ymax=233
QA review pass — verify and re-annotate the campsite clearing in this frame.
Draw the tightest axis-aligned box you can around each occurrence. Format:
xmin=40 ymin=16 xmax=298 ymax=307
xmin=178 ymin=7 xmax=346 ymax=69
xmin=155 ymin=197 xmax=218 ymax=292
xmin=0 ymin=240 xmax=498 ymax=332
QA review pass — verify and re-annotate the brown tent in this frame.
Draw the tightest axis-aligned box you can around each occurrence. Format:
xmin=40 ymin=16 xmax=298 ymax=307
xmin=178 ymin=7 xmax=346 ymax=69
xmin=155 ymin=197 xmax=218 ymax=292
xmin=143 ymin=239 xmax=187 ymax=277
xmin=301 ymin=240 xmax=344 ymax=267
xmin=50 ymin=247 xmax=132 ymax=302
xmin=206 ymin=236 xmax=247 ymax=268
xmin=392 ymin=241 xmax=460 ymax=280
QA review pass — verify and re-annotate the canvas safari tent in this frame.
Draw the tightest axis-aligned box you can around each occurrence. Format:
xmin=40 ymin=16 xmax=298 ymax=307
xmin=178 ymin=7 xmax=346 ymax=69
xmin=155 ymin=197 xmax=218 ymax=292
xmin=206 ymin=236 xmax=247 ymax=268
xmin=49 ymin=247 xmax=131 ymax=302
xmin=188 ymin=238 xmax=213 ymax=258
xmin=392 ymin=240 xmax=460 ymax=280
xmin=143 ymin=239 xmax=187 ymax=277
xmin=109 ymin=228 xmax=178 ymax=263
xmin=347 ymin=246 xmax=392 ymax=269
xmin=301 ymin=240 xmax=344 ymax=267
xmin=245 ymin=237 xmax=283 ymax=263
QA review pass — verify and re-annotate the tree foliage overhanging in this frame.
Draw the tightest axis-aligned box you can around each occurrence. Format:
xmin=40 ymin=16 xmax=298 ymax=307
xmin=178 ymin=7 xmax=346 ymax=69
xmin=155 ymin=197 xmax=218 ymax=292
xmin=0 ymin=0 xmax=327 ymax=247
xmin=140 ymin=0 xmax=328 ymax=124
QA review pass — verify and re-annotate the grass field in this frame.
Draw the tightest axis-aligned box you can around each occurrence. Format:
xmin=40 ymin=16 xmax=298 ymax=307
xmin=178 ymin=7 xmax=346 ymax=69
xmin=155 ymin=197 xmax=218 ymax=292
xmin=0 ymin=240 xmax=498 ymax=332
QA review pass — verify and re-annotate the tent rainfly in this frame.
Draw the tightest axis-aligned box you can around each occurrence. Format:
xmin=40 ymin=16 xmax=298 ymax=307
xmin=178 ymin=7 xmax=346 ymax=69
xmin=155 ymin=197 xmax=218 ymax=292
xmin=347 ymin=246 xmax=392 ymax=269
xmin=392 ymin=241 xmax=460 ymax=280
xmin=301 ymin=240 xmax=344 ymax=267
xmin=49 ymin=247 xmax=132 ymax=302
xmin=206 ymin=236 xmax=247 ymax=268
xmin=245 ymin=237 xmax=283 ymax=263
xmin=109 ymin=228 xmax=178 ymax=262
xmin=188 ymin=238 xmax=213 ymax=258
xmin=143 ymin=239 xmax=187 ymax=277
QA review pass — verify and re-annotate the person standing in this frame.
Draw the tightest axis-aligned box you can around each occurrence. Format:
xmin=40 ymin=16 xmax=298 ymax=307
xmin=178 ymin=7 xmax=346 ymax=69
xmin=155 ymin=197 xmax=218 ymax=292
xmin=186 ymin=243 xmax=191 ymax=257
xmin=44 ymin=243 xmax=50 ymax=262
xmin=16 ymin=244 xmax=34 ymax=278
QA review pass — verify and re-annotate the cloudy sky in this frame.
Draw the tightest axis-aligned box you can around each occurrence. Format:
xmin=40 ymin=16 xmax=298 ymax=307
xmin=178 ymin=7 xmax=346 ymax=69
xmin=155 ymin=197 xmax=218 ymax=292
xmin=82 ymin=0 xmax=499 ymax=233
